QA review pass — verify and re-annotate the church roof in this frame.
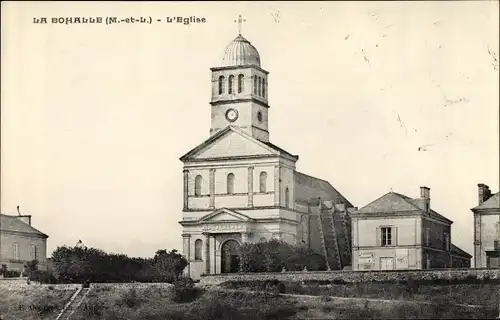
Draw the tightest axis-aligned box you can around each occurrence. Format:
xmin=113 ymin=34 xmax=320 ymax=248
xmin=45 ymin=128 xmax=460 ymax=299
xmin=0 ymin=214 xmax=48 ymax=238
xmin=451 ymin=244 xmax=472 ymax=258
xmin=356 ymin=191 xmax=452 ymax=223
xmin=221 ymin=35 xmax=261 ymax=67
xmin=261 ymin=141 xmax=296 ymax=159
xmin=472 ymin=192 xmax=499 ymax=211
xmin=294 ymin=171 xmax=353 ymax=207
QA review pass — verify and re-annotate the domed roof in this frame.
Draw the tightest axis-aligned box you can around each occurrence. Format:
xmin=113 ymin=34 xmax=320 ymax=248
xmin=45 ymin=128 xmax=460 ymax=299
xmin=221 ymin=35 xmax=261 ymax=67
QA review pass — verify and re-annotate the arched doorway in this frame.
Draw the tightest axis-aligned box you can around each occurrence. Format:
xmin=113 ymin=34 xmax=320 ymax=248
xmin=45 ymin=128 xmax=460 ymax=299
xmin=221 ymin=239 xmax=241 ymax=273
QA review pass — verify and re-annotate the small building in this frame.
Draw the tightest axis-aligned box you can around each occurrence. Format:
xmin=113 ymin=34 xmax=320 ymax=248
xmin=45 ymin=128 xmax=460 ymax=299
xmin=0 ymin=211 xmax=49 ymax=273
xmin=351 ymin=186 xmax=471 ymax=271
xmin=471 ymin=183 xmax=500 ymax=268
xmin=450 ymin=244 xmax=472 ymax=268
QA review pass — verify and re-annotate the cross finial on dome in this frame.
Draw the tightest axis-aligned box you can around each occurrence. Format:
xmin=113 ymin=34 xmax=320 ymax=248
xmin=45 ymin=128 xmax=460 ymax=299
xmin=234 ymin=14 xmax=246 ymax=35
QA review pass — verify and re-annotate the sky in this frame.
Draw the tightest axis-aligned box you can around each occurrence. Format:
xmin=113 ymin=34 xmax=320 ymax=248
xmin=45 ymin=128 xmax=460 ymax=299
xmin=1 ymin=1 xmax=499 ymax=260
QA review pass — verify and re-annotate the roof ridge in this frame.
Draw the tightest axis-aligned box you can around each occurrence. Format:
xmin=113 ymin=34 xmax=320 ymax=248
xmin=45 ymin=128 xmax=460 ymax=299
xmin=472 ymin=191 xmax=500 ymax=210
xmin=397 ymin=194 xmax=423 ymax=211
xmin=0 ymin=214 xmax=48 ymax=238
xmin=358 ymin=192 xmax=393 ymax=211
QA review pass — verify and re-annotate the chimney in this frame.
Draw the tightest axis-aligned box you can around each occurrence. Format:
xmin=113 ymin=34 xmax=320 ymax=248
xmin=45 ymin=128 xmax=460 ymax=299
xmin=478 ymin=183 xmax=491 ymax=205
xmin=16 ymin=206 xmax=32 ymax=226
xmin=420 ymin=186 xmax=430 ymax=213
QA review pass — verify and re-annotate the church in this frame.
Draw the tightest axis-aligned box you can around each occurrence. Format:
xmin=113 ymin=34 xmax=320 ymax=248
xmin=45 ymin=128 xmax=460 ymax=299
xmin=179 ymin=18 xmax=354 ymax=279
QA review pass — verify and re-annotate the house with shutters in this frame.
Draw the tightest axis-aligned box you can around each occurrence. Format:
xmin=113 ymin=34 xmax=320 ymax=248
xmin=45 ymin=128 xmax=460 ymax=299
xmin=0 ymin=210 xmax=49 ymax=273
xmin=351 ymin=186 xmax=471 ymax=271
xmin=472 ymin=183 xmax=500 ymax=268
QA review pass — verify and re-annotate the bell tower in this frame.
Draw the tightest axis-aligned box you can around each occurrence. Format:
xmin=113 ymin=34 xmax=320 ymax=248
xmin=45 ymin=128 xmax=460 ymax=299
xmin=209 ymin=15 xmax=270 ymax=142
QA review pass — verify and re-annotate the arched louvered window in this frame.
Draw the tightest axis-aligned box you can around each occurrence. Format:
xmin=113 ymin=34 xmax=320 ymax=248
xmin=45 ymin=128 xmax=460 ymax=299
xmin=258 ymin=77 xmax=262 ymax=96
xmin=228 ymin=75 xmax=234 ymax=94
xmin=218 ymin=76 xmax=225 ymax=94
xmin=194 ymin=175 xmax=202 ymax=196
xmin=259 ymin=172 xmax=267 ymax=193
xmin=227 ymin=173 xmax=235 ymax=194
xmin=238 ymin=74 xmax=244 ymax=93
xmin=194 ymin=239 xmax=202 ymax=260
xmin=262 ymin=78 xmax=266 ymax=98
xmin=285 ymin=187 xmax=290 ymax=208
xmin=253 ymin=76 xmax=258 ymax=94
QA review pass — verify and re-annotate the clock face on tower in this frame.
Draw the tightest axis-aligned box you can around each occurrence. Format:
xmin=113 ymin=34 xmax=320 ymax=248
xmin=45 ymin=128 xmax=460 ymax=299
xmin=225 ymin=108 xmax=239 ymax=122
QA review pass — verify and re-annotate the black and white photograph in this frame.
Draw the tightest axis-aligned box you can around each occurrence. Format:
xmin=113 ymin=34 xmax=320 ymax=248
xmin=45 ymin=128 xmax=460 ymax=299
xmin=1 ymin=1 xmax=499 ymax=319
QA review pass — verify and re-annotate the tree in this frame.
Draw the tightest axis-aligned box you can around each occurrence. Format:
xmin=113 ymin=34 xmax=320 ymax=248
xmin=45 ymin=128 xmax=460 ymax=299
xmin=51 ymin=245 xmax=188 ymax=283
xmin=152 ymin=249 xmax=188 ymax=282
xmin=24 ymin=259 xmax=39 ymax=279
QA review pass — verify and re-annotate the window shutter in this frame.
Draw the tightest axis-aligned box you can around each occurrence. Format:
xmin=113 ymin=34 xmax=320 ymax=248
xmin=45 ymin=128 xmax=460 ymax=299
xmin=393 ymin=227 xmax=398 ymax=246
xmin=376 ymin=227 xmax=381 ymax=246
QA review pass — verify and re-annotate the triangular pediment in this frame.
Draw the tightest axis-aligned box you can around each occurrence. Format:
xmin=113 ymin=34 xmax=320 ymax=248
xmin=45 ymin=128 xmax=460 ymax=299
xmin=180 ymin=126 xmax=280 ymax=161
xmin=198 ymin=208 xmax=255 ymax=222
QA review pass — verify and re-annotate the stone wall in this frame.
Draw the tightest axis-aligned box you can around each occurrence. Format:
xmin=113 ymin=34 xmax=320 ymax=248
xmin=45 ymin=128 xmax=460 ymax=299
xmin=0 ymin=278 xmax=172 ymax=291
xmin=91 ymin=282 xmax=173 ymax=290
xmin=0 ymin=278 xmax=79 ymax=290
xmin=199 ymin=268 xmax=500 ymax=286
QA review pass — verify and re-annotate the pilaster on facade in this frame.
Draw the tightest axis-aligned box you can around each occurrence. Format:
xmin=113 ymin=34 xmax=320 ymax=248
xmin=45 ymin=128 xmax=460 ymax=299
xmin=248 ymin=167 xmax=254 ymax=207
xmin=202 ymin=233 xmax=210 ymax=274
xmin=183 ymin=169 xmax=189 ymax=210
xmin=206 ymin=235 xmax=219 ymax=274
xmin=181 ymin=234 xmax=191 ymax=276
xmin=274 ymin=165 xmax=280 ymax=206
xmin=209 ymin=169 xmax=216 ymax=209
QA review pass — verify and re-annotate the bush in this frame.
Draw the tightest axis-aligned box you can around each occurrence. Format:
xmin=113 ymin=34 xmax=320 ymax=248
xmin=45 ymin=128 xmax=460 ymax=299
xmin=238 ymin=239 xmax=327 ymax=273
xmin=29 ymin=270 xmax=59 ymax=284
xmin=51 ymin=246 xmax=187 ymax=283
xmin=119 ymin=288 xmax=144 ymax=308
xmin=170 ymin=277 xmax=200 ymax=303
xmin=4 ymin=270 xmax=21 ymax=278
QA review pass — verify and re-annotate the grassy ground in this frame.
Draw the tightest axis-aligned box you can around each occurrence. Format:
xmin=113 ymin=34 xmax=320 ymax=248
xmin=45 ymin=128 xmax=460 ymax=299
xmin=1 ymin=283 xmax=497 ymax=320
xmin=0 ymin=285 xmax=76 ymax=320
xmin=220 ymin=280 xmax=499 ymax=307
xmin=71 ymin=285 xmax=497 ymax=320
xmin=71 ymin=286 xmax=298 ymax=320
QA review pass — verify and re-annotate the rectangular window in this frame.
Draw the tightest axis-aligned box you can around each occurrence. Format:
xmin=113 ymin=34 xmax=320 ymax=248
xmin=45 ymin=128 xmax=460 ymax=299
xmin=425 ymin=228 xmax=430 ymax=246
xmin=381 ymin=227 xmax=392 ymax=246
xmin=30 ymin=245 xmax=38 ymax=260
xmin=13 ymin=243 xmax=20 ymax=260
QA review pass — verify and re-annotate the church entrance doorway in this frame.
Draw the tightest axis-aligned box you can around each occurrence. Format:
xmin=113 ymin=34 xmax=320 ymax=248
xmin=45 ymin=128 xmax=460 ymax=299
xmin=221 ymin=239 xmax=241 ymax=273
